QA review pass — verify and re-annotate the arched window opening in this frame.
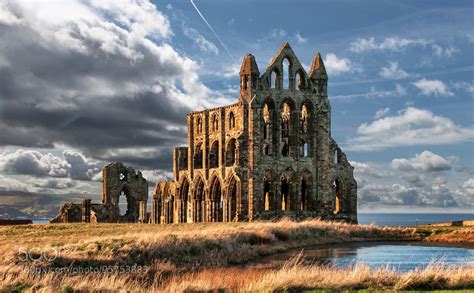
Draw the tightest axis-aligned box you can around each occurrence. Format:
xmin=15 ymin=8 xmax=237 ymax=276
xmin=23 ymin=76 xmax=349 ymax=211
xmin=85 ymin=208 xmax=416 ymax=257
xmin=194 ymin=179 xmax=204 ymax=222
xmin=270 ymin=69 xmax=278 ymax=89
xmin=264 ymin=180 xmax=271 ymax=211
xmin=118 ymin=190 xmax=128 ymax=216
xmin=212 ymin=114 xmax=219 ymax=132
xmin=281 ymin=142 xmax=289 ymax=157
xmin=209 ymin=141 xmax=219 ymax=168
xmin=297 ymin=71 xmax=305 ymax=90
xmin=226 ymin=138 xmax=237 ymax=166
xmin=166 ymin=196 xmax=174 ymax=224
xmin=300 ymin=140 xmax=308 ymax=157
xmin=242 ymin=75 xmax=248 ymax=90
xmin=197 ymin=117 xmax=203 ymax=134
xmin=194 ymin=143 xmax=203 ymax=169
xmin=281 ymin=102 xmax=291 ymax=139
xmin=210 ymin=179 xmax=223 ymax=222
xmin=335 ymin=149 xmax=341 ymax=165
xmin=180 ymin=180 xmax=189 ymax=223
xmin=227 ymin=176 xmax=238 ymax=222
xmin=301 ymin=179 xmax=307 ymax=210
xmin=263 ymin=144 xmax=269 ymax=155
xmin=301 ymin=105 xmax=309 ymax=134
xmin=282 ymin=58 xmax=290 ymax=90
xmin=229 ymin=112 xmax=235 ymax=129
xmin=333 ymin=179 xmax=342 ymax=214
xmin=263 ymin=103 xmax=271 ymax=140
xmin=281 ymin=178 xmax=290 ymax=211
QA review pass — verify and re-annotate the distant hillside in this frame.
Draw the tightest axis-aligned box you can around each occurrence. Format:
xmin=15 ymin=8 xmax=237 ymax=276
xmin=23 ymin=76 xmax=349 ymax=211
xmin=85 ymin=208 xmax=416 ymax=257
xmin=0 ymin=190 xmax=92 ymax=220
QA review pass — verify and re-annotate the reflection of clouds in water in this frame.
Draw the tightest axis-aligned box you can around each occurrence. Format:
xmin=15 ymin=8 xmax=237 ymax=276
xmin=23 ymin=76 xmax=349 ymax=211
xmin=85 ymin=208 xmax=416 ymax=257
xmin=330 ymin=245 xmax=474 ymax=272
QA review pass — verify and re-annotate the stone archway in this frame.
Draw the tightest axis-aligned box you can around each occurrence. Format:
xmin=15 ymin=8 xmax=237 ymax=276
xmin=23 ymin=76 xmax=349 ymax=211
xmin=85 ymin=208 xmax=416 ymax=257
xmin=179 ymin=178 xmax=190 ymax=223
xmin=193 ymin=177 xmax=205 ymax=222
xmin=226 ymin=175 xmax=240 ymax=222
xmin=209 ymin=176 xmax=223 ymax=222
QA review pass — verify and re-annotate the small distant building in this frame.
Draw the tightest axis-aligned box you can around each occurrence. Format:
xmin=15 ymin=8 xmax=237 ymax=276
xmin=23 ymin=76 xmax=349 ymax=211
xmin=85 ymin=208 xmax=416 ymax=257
xmin=51 ymin=162 xmax=148 ymax=223
xmin=152 ymin=43 xmax=357 ymax=224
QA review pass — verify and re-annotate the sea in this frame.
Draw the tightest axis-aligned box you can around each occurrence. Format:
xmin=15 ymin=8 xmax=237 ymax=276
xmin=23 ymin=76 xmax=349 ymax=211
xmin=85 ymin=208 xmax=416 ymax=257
xmin=32 ymin=213 xmax=474 ymax=226
xmin=358 ymin=213 xmax=474 ymax=227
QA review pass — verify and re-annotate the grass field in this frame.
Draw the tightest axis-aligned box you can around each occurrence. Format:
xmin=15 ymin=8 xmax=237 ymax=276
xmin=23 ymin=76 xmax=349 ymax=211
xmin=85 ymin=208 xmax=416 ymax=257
xmin=0 ymin=219 xmax=472 ymax=291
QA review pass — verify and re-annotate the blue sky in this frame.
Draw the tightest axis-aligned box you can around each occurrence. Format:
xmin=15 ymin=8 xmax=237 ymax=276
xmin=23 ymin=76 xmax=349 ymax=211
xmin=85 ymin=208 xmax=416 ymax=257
xmin=0 ymin=0 xmax=472 ymax=214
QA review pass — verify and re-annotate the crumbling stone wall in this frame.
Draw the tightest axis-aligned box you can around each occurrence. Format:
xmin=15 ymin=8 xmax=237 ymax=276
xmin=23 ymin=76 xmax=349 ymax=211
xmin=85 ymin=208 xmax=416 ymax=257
xmin=153 ymin=43 xmax=357 ymax=224
xmin=51 ymin=162 xmax=148 ymax=223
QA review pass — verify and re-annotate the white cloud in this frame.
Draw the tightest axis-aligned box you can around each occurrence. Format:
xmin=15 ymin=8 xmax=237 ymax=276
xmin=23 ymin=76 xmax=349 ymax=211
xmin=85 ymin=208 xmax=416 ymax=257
xmin=413 ymin=78 xmax=453 ymax=96
xmin=391 ymin=151 xmax=452 ymax=172
xmin=0 ymin=175 xmax=29 ymax=192
xmin=431 ymin=44 xmax=458 ymax=57
xmin=374 ymin=107 xmax=390 ymax=119
xmin=0 ymin=150 xmax=70 ymax=177
xmin=452 ymin=81 xmax=474 ymax=94
xmin=324 ymin=53 xmax=358 ymax=75
xmin=182 ymin=25 xmax=219 ymax=55
xmin=295 ymin=32 xmax=307 ymax=44
xmin=141 ymin=169 xmax=173 ymax=184
xmin=395 ymin=83 xmax=407 ymax=96
xmin=350 ymin=37 xmax=428 ymax=53
xmin=347 ymin=107 xmax=474 ymax=151
xmin=379 ymin=62 xmax=410 ymax=79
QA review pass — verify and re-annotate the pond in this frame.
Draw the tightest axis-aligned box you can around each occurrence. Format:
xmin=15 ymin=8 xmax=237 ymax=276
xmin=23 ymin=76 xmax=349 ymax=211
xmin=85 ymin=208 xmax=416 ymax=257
xmin=248 ymin=242 xmax=474 ymax=272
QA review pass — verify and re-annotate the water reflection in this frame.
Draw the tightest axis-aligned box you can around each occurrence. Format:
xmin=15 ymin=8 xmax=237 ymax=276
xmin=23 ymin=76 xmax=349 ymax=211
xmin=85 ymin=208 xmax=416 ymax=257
xmin=247 ymin=242 xmax=474 ymax=272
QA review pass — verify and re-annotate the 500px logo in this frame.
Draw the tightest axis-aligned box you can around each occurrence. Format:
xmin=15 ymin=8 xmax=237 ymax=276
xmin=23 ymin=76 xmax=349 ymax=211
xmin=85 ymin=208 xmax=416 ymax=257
xmin=17 ymin=246 xmax=76 ymax=263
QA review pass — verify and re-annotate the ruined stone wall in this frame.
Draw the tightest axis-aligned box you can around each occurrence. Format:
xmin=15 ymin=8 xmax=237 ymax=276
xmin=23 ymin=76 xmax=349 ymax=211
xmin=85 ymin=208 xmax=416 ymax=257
xmin=153 ymin=43 xmax=357 ymax=224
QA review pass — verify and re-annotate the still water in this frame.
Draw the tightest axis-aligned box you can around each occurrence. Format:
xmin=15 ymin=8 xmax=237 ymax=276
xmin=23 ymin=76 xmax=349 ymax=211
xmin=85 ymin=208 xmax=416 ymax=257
xmin=250 ymin=242 xmax=474 ymax=272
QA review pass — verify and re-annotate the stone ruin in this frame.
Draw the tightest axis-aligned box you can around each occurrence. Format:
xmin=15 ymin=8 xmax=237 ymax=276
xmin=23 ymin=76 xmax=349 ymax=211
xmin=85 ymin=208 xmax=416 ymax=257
xmin=51 ymin=162 xmax=148 ymax=223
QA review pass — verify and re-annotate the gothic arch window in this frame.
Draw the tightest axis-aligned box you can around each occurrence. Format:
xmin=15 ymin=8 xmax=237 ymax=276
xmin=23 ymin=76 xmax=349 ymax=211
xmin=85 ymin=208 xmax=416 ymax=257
xmin=300 ymin=139 xmax=308 ymax=157
xmin=264 ymin=179 xmax=271 ymax=211
xmin=210 ymin=178 xmax=223 ymax=222
xmin=333 ymin=179 xmax=343 ymax=214
xmin=212 ymin=114 xmax=219 ymax=132
xmin=197 ymin=117 xmax=203 ymax=134
xmin=335 ymin=148 xmax=342 ymax=165
xmin=270 ymin=69 xmax=279 ymax=89
xmin=263 ymin=144 xmax=269 ymax=155
xmin=301 ymin=178 xmax=308 ymax=210
xmin=300 ymin=105 xmax=309 ymax=134
xmin=263 ymin=103 xmax=270 ymax=139
xmin=194 ymin=143 xmax=203 ymax=169
xmin=296 ymin=70 xmax=305 ymax=90
xmin=226 ymin=138 xmax=237 ymax=166
xmin=180 ymin=179 xmax=190 ymax=223
xmin=281 ymin=141 xmax=289 ymax=157
xmin=194 ymin=178 xmax=205 ymax=222
xmin=280 ymin=177 xmax=290 ymax=211
xmin=209 ymin=140 xmax=219 ymax=168
xmin=282 ymin=57 xmax=291 ymax=90
xmin=281 ymin=102 xmax=291 ymax=139
xmin=229 ymin=111 xmax=236 ymax=129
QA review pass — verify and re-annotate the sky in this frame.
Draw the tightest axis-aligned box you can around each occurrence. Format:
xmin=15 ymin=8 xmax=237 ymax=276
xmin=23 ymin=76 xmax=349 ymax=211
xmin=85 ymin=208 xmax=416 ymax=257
xmin=0 ymin=0 xmax=472 ymax=214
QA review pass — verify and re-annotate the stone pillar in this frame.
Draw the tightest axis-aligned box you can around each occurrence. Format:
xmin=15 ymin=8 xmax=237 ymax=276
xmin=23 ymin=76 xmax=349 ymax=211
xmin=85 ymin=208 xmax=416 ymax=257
xmin=138 ymin=201 xmax=146 ymax=223
xmin=82 ymin=199 xmax=91 ymax=223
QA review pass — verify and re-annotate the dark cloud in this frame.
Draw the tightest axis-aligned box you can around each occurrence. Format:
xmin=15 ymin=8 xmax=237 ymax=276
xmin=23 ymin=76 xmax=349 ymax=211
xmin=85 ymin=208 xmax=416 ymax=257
xmin=0 ymin=1 xmax=218 ymax=170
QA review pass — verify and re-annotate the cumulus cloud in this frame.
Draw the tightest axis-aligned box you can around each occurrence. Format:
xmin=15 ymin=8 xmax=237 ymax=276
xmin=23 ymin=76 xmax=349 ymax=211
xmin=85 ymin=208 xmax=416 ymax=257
xmin=63 ymin=150 xmax=101 ymax=180
xmin=182 ymin=24 xmax=219 ymax=55
xmin=413 ymin=78 xmax=454 ymax=96
xmin=34 ymin=178 xmax=77 ymax=189
xmin=379 ymin=62 xmax=410 ymax=79
xmin=0 ymin=175 xmax=29 ymax=191
xmin=0 ymin=0 xmax=224 ymax=170
xmin=324 ymin=53 xmax=358 ymax=75
xmin=374 ymin=107 xmax=390 ymax=119
xmin=350 ymin=37 xmax=428 ymax=53
xmin=346 ymin=107 xmax=474 ymax=151
xmin=391 ymin=151 xmax=452 ymax=172
xmin=0 ymin=150 xmax=69 ymax=177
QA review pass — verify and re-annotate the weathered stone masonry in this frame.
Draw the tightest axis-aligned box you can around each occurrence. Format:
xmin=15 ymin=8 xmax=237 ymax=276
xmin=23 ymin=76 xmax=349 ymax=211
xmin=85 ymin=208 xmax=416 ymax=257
xmin=51 ymin=162 xmax=148 ymax=223
xmin=153 ymin=43 xmax=357 ymax=224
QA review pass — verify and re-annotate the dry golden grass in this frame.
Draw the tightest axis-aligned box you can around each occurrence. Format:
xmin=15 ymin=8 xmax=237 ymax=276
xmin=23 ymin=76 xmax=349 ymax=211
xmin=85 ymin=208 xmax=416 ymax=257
xmin=0 ymin=219 xmax=472 ymax=292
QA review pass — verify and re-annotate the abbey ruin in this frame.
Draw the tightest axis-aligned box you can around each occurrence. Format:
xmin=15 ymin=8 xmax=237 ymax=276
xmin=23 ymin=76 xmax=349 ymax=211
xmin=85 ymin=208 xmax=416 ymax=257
xmin=152 ymin=43 xmax=357 ymax=224
xmin=52 ymin=43 xmax=357 ymax=224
